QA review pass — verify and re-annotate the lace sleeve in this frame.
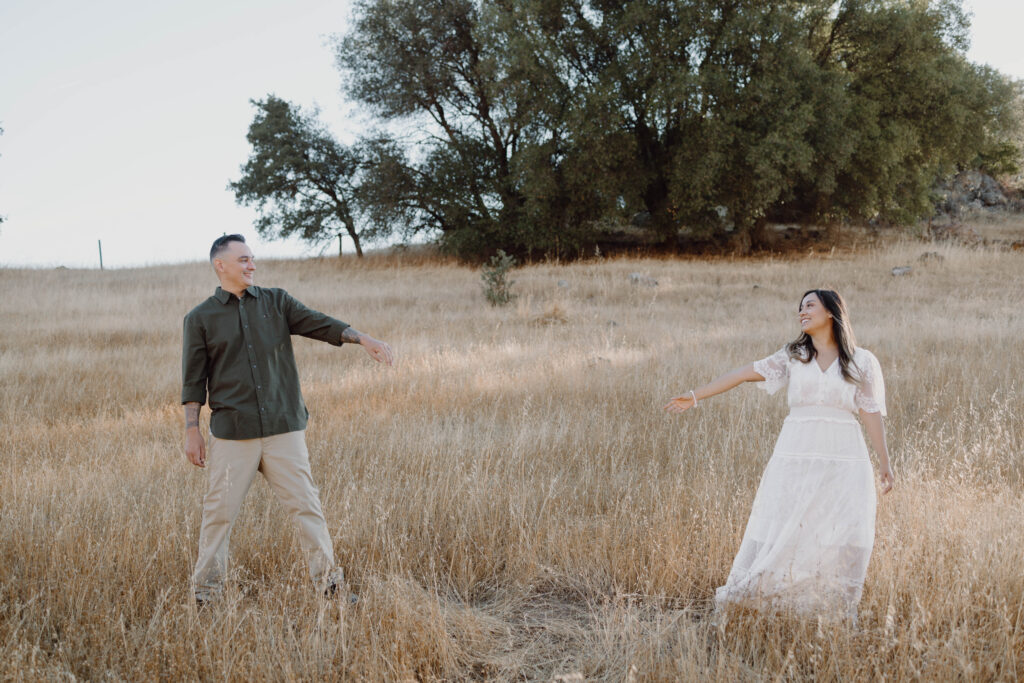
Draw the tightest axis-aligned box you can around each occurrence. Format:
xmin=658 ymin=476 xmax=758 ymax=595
xmin=854 ymin=348 xmax=887 ymax=416
xmin=752 ymin=346 xmax=790 ymax=395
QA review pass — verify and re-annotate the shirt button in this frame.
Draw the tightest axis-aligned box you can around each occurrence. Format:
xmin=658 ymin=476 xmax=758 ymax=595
xmin=252 ymin=364 xmax=256 ymax=368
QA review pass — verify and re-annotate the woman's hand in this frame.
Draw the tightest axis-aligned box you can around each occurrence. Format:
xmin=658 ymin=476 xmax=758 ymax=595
xmin=663 ymin=394 xmax=697 ymax=414
xmin=878 ymin=464 xmax=895 ymax=494
xmin=662 ymin=365 xmax=760 ymax=414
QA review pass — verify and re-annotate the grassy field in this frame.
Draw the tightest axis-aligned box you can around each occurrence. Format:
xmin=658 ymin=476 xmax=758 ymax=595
xmin=1 ymin=231 xmax=1022 ymax=681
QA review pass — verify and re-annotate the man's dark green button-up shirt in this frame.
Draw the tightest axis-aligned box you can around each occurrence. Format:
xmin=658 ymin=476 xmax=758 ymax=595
xmin=181 ymin=286 xmax=350 ymax=440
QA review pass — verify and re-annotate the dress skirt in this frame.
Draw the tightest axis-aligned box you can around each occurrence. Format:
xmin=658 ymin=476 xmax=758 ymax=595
xmin=715 ymin=406 xmax=877 ymax=619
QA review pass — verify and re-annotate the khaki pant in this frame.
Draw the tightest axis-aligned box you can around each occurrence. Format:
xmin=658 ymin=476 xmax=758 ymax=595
xmin=192 ymin=430 xmax=336 ymax=600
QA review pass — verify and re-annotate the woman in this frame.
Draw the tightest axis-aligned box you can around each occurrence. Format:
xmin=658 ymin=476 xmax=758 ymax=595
xmin=664 ymin=289 xmax=894 ymax=620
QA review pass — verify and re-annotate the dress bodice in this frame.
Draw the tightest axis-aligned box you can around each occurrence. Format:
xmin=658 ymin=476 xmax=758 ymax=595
xmin=753 ymin=346 xmax=886 ymax=415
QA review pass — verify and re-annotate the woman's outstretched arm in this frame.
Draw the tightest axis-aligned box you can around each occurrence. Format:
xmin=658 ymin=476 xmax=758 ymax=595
xmin=664 ymin=363 xmax=765 ymax=413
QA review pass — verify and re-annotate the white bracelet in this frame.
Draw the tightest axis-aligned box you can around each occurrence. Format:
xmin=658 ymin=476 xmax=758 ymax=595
xmin=690 ymin=390 xmax=698 ymax=406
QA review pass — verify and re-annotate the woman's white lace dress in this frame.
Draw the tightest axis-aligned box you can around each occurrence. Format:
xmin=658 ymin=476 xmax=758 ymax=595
xmin=714 ymin=346 xmax=886 ymax=619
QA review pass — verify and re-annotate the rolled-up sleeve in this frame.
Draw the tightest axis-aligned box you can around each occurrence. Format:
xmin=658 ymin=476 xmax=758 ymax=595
xmin=181 ymin=314 xmax=208 ymax=405
xmin=282 ymin=291 xmax=350 ymax=345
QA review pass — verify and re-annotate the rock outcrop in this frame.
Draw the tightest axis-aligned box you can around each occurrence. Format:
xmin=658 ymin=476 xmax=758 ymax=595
xmin=934 ymin=170 xmax=1020 ymax=216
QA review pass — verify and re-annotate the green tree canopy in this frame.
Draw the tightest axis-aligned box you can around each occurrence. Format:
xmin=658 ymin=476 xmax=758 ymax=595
xmin=334 ymin=0 xmax=1022 ymax=257
xmin=230 ymin=96 xmax=383 ymax=257
xmin=337 ymin=0 xmax=582 ymax=258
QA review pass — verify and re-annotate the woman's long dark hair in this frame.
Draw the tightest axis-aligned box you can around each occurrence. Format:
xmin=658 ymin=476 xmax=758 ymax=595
xmin=786 ymin=289 xmax=860 ymax=384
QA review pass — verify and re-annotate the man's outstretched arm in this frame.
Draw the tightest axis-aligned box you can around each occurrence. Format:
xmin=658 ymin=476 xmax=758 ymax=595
xmin=280 ymin=291 xmax=394 ymax=366
xmin=184 ymin=402 xmax=206 ymax=467
xmin=341 ymin=327 xmax=394 ymax=366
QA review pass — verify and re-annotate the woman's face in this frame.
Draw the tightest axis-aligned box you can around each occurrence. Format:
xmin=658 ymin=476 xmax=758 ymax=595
xmin=799 ymin=292 xmax=832 ymax=335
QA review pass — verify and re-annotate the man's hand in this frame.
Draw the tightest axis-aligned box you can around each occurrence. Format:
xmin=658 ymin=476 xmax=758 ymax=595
xmin=186 ymin=429 xmax=207 ymax=467
xmin=361 ymin=335 xmax=394 ymax=366
xmin=341 ymin=327 xmax=394 ymax=366
xmin=184 ymin=402 xmax=206 ymax=467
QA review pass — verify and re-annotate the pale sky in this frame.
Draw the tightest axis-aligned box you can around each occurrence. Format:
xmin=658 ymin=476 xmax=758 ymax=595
xmin=1 ymin=0 xmax=1021 ymax=269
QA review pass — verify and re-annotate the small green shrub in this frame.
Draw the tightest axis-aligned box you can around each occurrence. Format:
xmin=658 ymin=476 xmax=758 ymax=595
xmin=480 ymin=250 xmax=517 ymax=306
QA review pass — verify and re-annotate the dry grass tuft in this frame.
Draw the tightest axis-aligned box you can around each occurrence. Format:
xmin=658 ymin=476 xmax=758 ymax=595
xmin=523 ymin=300 xmax=571 ymax=327
xmin=1 ymin=232 xmax=1023 ymax=680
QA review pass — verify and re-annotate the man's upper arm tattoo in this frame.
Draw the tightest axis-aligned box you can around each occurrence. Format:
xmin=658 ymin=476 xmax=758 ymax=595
xmin=185 ymin=402 xmax=201 ymax=429
xmin=341 ymin=327 xmax=363 ymax=344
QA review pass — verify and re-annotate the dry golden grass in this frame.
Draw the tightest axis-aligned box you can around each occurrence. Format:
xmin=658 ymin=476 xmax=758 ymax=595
xmin=1 ymin=233 xmax=1023 ymax=681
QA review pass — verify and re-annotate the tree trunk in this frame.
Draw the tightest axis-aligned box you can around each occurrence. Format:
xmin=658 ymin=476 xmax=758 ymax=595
xmin=636 ymin=122 xmax=676 ymax=245
xmin=338 ymin=233 xmax=343 ymax=257
xmin=733 ymin=216 xmax=771 ymax=254
xmin=343 ymin=220 xmax=363 ymax=258
xmin=748 ymin=217 xmax=772 ymax=250
xmin=642 ymin=178 xmax=675 ymax=244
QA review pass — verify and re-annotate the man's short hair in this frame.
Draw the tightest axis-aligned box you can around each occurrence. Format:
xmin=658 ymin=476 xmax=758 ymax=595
xmin=210 ymin=234 xmax=246 ymax=262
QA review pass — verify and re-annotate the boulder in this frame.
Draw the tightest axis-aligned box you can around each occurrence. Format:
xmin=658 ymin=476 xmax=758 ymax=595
xmin=629 ymin=272 xmax=658 ymax=287
xmin=936 ymin=169 xmax=1010 ymax=215
xmin=631 ymin=212 xmax=652 ymax=227
xmin=979 ymin=174 xmax=1008 ymax=207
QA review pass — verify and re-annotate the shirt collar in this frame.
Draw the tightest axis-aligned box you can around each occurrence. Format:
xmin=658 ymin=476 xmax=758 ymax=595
xmin=214 ymin=286 xmax=260 ymax=304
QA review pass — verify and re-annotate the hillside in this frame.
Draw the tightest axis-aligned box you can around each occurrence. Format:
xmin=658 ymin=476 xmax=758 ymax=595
xmin=1 ymin=240 xmax=1022 ymax=680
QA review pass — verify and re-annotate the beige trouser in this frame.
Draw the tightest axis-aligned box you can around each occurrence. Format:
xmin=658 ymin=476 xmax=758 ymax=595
xmin=192 ymin=430 xmax=336 ymax=600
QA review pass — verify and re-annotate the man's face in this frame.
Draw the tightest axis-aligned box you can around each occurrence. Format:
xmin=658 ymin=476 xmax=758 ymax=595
xmin=213 ymin=241 xmax=256 ymax=291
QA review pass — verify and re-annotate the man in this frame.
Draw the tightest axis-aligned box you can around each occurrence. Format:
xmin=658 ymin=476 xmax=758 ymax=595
xmin=182 ymin=234 xmax=393 ymax=606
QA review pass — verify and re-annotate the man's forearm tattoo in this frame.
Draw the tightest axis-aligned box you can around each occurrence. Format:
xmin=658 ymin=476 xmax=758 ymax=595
xmin=185 ymin=402 xmax=201 ymax=430
xmin=341 ymin=327 xmax=363 ymax=344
